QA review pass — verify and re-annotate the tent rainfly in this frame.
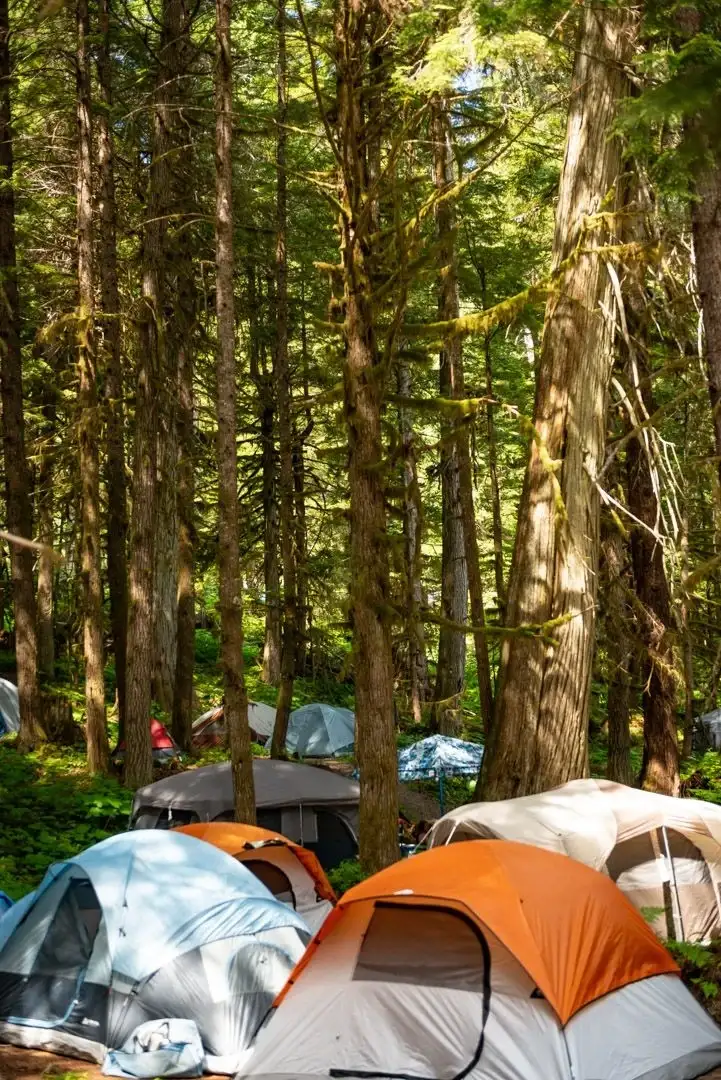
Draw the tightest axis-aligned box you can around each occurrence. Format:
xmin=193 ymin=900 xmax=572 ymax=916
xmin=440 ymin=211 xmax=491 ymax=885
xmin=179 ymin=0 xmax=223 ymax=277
xmin=131 ymin=758 xmax=360 ymax=870
xmin=192 ymin=701 xmax=277 ymax=748
xmin=178 ymin=822 xmax=336 ymax=932
xmin=286 ymin=704 xmax=355 ymax=758
xmin=238 ymin=841 xmax=721 ymax=1080
xmin=429 ymin=777 xmax=721 ymax=943
xmin=0 ymin=830 xmax=309 ymax=1073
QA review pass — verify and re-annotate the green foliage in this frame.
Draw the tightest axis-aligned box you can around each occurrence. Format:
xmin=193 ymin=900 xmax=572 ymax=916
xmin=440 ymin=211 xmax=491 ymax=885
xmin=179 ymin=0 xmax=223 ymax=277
xmin=0 ymin=744 xmax=131 ymax=898
xmin=327 ymin=858 xmax=368 ymax=896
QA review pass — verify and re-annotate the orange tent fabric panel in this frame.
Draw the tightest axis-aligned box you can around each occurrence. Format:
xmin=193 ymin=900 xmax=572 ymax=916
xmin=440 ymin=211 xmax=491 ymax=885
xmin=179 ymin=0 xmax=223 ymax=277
xmin=319 ymin=841 xmax=678 ymax=1023
xmin=177 ymin=822 xmax=336 ymax=905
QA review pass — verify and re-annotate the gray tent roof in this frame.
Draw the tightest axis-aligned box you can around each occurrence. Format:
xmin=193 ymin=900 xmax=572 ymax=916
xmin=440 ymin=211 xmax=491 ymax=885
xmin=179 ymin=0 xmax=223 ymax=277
xmin=132 ymin=758 xmax=360 ymax=822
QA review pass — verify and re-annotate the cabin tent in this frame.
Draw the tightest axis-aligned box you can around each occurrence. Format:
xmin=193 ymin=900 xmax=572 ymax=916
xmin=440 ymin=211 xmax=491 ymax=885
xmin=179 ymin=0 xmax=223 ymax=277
xmin=238 ymin=841 xmax=721 ymax=1080
xmin=428 ymin=777 xmax=721 ymax=942
xmin=192 ymin=703 xmax=277 ymax=749
xmin=0 ymin=679 xmax=19 ymax=737
xmin=130 ymin=759 xmax=360 ymax=871
xmin=0 ymin=830 xmax=309 ymax=1073
xmin=286 ymin=704 xmax=355 ymax=758
xmin=178 ymin=823 xmax=336 ymax=933
xmin=113 ymin=718 xmax=180 ymax=764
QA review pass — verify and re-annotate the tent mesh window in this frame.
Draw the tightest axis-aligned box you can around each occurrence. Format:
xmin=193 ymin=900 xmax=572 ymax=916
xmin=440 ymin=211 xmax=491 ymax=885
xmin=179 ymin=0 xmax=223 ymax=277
xmin=353 ymin=903 xmax=487 ymax=991
xmin=242 ymin=860 xmax=296 ymax=908
xmin=13 ymin=878 xmax=104 ymax=1025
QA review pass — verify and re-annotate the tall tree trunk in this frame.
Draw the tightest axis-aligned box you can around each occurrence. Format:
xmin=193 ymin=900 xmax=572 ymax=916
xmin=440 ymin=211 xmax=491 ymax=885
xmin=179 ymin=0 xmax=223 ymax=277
xmin=679 ymin=518 xmax=695 ymax=760
xmin=335 ymin=0 xmax=397 ymax=873
xmin=261 ymin=383 xmax=281 ymax=685
xmin=152 ymin=425 xmax=178 ymax=712
xmin=0 ymin=0 xmax=44 ymax=749
xmin=215 ymin=0 xmax=255 ymax=821
xmin=478 ymin=3 xmax=635 ymax=800
xmin=294 ymin=292 xmax=313 ymax=675
xmin=693 ymin=159 xmax=721 ymax=488
xmin=125 ymin=1 xmax=176 ymax=787
xmin=173 ymin=333 xmax=195 ymax=751
xmin=36 ymin=391 xmax=55 ymax=680
xmin=397 ymin=361 xmax=428 ymax=723
xmin=76 ymin=0 xmax=108 ymax=774
xmin=431 ymin=98 xmax=467 ymax=737
xmin=270 ymin=0 xmax=297 ymax=758
xmin=484 ymin=330 xmax=505 ymax=613
xmin=96 ymin=0 xmax=128 ymax=731
xmin=626 ymin=436 xmax=679 ymax=794
xmin=601 ymin=515 xmax=634 ymax=786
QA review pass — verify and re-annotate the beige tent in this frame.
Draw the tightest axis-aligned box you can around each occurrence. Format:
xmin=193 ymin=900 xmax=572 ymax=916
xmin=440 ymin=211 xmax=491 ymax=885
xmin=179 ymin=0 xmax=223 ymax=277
xmin=428 ymin=778 xmax=721 ymax=942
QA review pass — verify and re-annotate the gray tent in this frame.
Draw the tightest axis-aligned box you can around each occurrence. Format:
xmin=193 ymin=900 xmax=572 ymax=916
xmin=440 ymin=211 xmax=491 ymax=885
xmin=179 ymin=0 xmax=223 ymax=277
xmin=131 ymin=759 xmax=359 ymax=870
xmin=695 ymin=708 xmax=721 ymax=751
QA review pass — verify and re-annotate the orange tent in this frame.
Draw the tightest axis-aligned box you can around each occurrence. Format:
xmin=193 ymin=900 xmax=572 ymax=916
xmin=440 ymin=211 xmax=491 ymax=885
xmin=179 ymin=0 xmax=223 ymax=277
xmin=277 ymin=839 xmax=673 ymax=1023
xmin=177 ymin=822 xmax=336 ymax=932
xmin=239 ymin=841 xmax=721 ymax=1080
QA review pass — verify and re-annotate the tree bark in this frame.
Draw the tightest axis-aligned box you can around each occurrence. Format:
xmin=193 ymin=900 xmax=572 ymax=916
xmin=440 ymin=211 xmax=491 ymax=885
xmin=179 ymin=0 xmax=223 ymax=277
xmin=260 ymin=384 xmax=281 ymax=686
xmin=215 ymin=0 xmax=255 ymax=821
xmin=0 ymin=0 xmax=44 ymax=749
xmin=484 ymin=331 xmax=505 ymax=613
xmin=270 ymin=0 xmax=297 ymax=759
xmin=431 ymin=98 xmax=467 ymax=737
xmin=335 ymin=0 xmax=397 ymax=872
xmin=478 ymin=2 xmax=635 ymax=800
xmin=626 ymin=436 xmax=679 ymax=794
xmin=152 ymin=424 xmax=178 ymax=712
xmin=601 ymin=516 xmax=634 ymax=786
xmin=76 ymin=0 xmax=108 ymax=774
xmin=173 ymin=332 xmax=195 ymax=751
xmin=125 ymin=0 xmax=174 ymax=787
xmin=692 ymin=160 xmax=721 ymax=489
xmin=397 ymin=361 xmax=427 ymax=723
xmin=96 ymin=0 xmax=128 ymax=730
xmin=294 ymin=289 xmax=312 ymax=674
xmin=36 ymin=390 xmax=55 ymax=680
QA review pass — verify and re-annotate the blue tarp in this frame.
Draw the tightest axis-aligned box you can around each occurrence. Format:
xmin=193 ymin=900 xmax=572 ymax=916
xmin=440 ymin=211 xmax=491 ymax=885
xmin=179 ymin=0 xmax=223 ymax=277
xmin=287 ymin=704 xmax=355 ymax=757
xmin=397 ymin=734 xmax=483 ymax=781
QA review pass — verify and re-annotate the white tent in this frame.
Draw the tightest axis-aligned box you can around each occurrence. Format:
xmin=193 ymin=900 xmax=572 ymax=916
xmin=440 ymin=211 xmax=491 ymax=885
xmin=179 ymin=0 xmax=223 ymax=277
xmin=428 ymin=778 xmax=721 ymax=942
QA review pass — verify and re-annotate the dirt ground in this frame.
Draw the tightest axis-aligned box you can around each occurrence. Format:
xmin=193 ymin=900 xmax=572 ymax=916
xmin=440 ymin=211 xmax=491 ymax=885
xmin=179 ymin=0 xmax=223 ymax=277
xmin=0 ymin=1045 xmax=720 ymax=1080
xmin=0 ymin=1046 xmax=228 ymax=1080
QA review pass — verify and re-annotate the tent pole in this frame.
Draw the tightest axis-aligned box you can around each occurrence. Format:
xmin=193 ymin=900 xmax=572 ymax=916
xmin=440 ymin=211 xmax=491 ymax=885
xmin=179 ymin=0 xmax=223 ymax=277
xmin=661 ymin=825 xmax=685 ymax=941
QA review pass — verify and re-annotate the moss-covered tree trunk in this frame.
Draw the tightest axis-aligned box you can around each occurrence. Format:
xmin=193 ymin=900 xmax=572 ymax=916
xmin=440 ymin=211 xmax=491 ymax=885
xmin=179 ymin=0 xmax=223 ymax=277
xmin=270 ymin=0 xmax=297 ymax=758
xmin=216 ymin=0 xmax=256 ymax=821
xmin=335 ymin=0 xmax=397 ymax=873
xmin=0 ymin=0 xmax=44 ymax=749
xmin=76 ymin=0 xmax=108 ymax=774
xmin=478 ymin=2 xmax=635 ymax=800
xmin=96 ymin=0 xmax=128 ymax=732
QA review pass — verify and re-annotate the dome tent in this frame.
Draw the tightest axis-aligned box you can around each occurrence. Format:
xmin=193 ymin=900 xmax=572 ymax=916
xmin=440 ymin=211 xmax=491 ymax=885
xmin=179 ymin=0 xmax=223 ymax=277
xmin=192 ymin=702 xmax=277 ymax=749
xmin=428 ymin=778 xmax=721 ymax=942
xmin=0 ymin=830 xmax=309 ymax=1073
xmin=239 ymin=842 xmax=721 ymax=1080
xmin=286 ymin=704 xmax=354 ymax=758
xmin=178 ymin=823 xmax=336 ymax=933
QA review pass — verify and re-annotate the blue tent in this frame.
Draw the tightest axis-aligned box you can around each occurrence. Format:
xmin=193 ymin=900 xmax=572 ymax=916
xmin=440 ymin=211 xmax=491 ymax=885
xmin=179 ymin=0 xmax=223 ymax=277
xmin=287 ymin=704 xmax=355 ymax=758
xmin=0 ymin=830 xmax=309 ymax=1074
xmin=398 ymin=734 xmax=483 ymax=813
